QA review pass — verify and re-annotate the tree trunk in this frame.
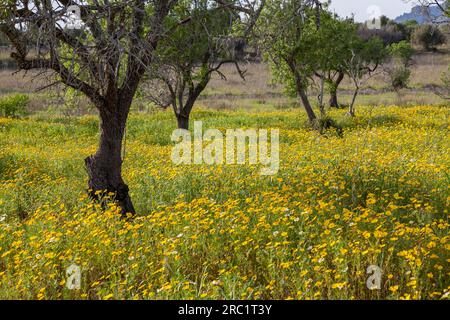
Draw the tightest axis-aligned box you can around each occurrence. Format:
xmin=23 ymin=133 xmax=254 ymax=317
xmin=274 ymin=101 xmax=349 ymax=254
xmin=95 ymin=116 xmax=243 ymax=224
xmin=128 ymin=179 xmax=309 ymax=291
xmin=85 ymin=108 xmax=136 ymax=217
xmin=176 ymin=113 xmax=190 ymax=130
xmin=329 ymin=72 xmax=344 ymax=108
xmin=329 ymin=91 xmax=339 ymax=108
xmin=298 ymin=88 xmax=317 ymax=123
xmin=348 ymin=88 xmax=359 ymax=117
xmin=318 ymin=74 xmax=325 ymax=116
xmin=287 ymin=60 xmax=317 ymax=124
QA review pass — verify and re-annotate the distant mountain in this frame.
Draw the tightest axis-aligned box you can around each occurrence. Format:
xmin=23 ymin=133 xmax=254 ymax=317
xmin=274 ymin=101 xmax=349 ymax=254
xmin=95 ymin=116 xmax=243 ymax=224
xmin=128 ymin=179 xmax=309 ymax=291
xmin=395 ymin=5 xmax=449 ymax=24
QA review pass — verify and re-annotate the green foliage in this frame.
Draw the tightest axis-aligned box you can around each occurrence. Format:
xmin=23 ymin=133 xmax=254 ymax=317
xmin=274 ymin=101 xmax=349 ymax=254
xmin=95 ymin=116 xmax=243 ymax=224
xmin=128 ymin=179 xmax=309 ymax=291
xmin=258 ymin=0 xmax=318 ymax=95
xmin=390 ymin=67 xmax=412 ymax=90
xmin=258 ymin=0 xmax=388 ymax=116
xmin=0 ymin=94 xmax=29 ymax=118
xmin=344 ymin=36 xmax=388 ymax=81
xmin=147 ymin=0 xmax=238 ymax=115
xmin=413 ymin=24 xmax=446 ymax=51
xmin=358 ymin=36 xmax=388 ymax=66
xmin=159 ymin=3 xmax=233 ymax=65
xmin=389 ymin=40 xmax=414 ymax=67
xmin=401 ymin=19 xmax=419 ymax=40
xmin=379 ymin=15 xmax=412 ymax=41
xmin=313 ymin=13 xmax=358 ymax=74
xmin=386 ymin=41 xmax=413 ymax=90
xmin=259 ymin=2 xmax=357 ymax=98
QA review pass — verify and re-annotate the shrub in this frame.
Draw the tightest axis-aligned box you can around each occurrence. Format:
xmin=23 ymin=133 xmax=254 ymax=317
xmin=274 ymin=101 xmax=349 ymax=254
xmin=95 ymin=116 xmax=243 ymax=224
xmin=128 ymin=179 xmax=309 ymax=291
xmin=389 ymin=40 xmax=414 ymax=67
xmin=0 ymin=94 xmax=29 ymax=118
xmin=358 ymin=25 xmax=406 ymax=46
xmin=386 ymin=41 xmax=413 ymax=90
xmin=390 ymin=66 xmax=412 ymax=90
xmin=413 ymin=24 xmax=446 ymax=51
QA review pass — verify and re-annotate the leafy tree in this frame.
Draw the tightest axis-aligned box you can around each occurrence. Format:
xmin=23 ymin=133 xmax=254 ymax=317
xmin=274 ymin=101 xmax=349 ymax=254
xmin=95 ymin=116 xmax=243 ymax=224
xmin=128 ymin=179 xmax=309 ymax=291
xmin=389 ymin=41 xmax=414 ymax=68
xmin=343 ymin=36 xmax=388 ymax=116
xmin=312 ymin=13 xmax=358 ymax=109
xmin=256 ymin=0 xmax=325 ymax=124
xmin=408 ymin=2 xmax=449 ymax=98
xmin=0 ymin=0 xmax=263 ymax=216
xmin=402 ymin=19 xmax=420 ymax=39
xmin=385 ymin=40 xmax=414 ymax=91
xmin=414 ymin=24 xmax=446 ymax=51
xmin=143 ymin=2 xmax=245 ymax=129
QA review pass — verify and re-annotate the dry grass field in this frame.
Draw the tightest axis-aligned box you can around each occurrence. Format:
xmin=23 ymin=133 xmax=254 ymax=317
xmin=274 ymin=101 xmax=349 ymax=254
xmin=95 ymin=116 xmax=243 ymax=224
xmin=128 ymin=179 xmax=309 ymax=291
xmin=202 ymin=51 xmax=449 ymax=110
xmin=1 ymin=49 xmax=448 ymax=115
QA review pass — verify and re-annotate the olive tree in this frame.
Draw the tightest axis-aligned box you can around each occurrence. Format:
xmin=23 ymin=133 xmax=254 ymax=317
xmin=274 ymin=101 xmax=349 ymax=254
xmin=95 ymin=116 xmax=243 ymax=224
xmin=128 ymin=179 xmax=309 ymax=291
xmin=343 ymin=36 xmax=387 ymax=116
xmin=256 ymin=0 xmax=323 ymax=123
xmin=413 ymin=24 xmax=446 ymax=51
xmin=143 ymin=1 xmax=249 ymax=129
xmin=313 ymin=13 xmax=358 ymax=109
xmin=385 ymin=40 xmax=414 ymax=91
xmin=0 ymin=0 xmax=262 ymax=216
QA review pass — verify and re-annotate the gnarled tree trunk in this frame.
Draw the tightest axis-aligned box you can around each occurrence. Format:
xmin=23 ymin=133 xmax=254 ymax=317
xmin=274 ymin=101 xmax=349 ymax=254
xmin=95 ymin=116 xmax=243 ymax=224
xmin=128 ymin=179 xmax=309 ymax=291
xmin=175 ymin=95 xmax=197 ymax=130
xmin=329 ymin=92 xmax=339 ymax=109
xmin=347 ymin=87 xmax=359 ymax=117
xmin=298 ymin=87 xmax=317 ymax=123
xmin=287 ymin=59 xmax=317 ymax=124
xmin=176 ymin=113 xmax=190 ymax=130
xmin=329 ymin=71 xmax=345 ymax=108
xmin=85 ymin=107 xmax=135 ymax=216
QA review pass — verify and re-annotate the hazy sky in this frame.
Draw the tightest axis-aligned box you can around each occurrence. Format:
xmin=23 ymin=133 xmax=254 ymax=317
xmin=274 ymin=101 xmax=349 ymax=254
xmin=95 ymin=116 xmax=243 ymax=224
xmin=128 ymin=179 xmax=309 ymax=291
xmin=328 ymin=0 xmax=416 ymax=22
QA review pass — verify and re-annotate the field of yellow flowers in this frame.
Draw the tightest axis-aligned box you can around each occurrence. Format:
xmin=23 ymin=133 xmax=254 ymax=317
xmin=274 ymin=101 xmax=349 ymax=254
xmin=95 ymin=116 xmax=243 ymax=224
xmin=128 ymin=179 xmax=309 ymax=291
xmin=0 ymin=105 xmax=448 ymax=300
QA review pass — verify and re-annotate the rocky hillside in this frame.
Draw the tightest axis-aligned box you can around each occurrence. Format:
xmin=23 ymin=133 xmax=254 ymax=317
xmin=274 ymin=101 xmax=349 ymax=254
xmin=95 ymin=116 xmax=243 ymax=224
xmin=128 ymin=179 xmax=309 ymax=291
xmin=395 ymin=5 xmax=449 ymax=24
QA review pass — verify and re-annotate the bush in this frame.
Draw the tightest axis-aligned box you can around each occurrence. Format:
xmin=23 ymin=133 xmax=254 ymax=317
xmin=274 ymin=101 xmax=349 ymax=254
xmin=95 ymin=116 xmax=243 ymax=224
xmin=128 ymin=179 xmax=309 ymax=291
xmin=358 ymin=25 xmax=406 ymax=46
xmin=389 ymin=40 xmax=414 ymax=67
xmin=0 ymin=94 xmax=29 ymax=118
xmin=390 ymin=67 xmax=411 ymax=90
xmin=386 ymin=41 xmax=413 ymax=90
xmin=413 ymin=24 xmax=446 ymax=51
